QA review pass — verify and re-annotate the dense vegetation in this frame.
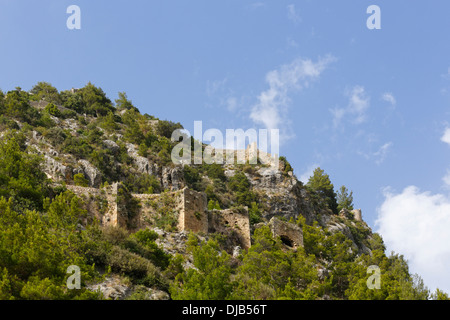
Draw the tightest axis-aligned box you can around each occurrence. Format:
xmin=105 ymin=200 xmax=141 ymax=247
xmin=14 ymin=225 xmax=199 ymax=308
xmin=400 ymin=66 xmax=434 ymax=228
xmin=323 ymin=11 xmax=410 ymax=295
xmin=0 ymin=82 xmax=447 ymax=300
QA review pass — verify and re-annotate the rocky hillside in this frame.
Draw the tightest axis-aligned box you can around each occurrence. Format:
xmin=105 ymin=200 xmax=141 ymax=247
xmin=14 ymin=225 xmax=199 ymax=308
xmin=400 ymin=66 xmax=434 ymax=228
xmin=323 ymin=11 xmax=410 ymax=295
xmin=0 ymin=82 xmax=441 ymax=300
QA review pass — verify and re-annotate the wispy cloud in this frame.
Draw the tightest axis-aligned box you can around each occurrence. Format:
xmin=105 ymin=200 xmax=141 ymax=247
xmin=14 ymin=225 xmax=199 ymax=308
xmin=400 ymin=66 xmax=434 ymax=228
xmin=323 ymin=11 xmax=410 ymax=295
xmin=247 ymin=2 xmax=266 ymax=10
xmin=348 ymin=86 xmax=370 ymax=124
xmin=442 ymin=169 xmax=450 ymax=188
xmin=331 ymin=85 xmax=370 ymax=128
xmin=381 ymin=92 xmax=396 ymax=107
xmin=287 ymin=4 xmax=301 ymax=24
xmin=373 ymin=142 xmax=393 ymax=165
xmin=206 ymin=78 xmax=228 ymax=97
xmin=441 ymin=127 xmax=450 ymax=145
xmin=250 ymin=55 xmax=336 ymax=143
xmin=357 ymin=141 xmax=393 ymax=165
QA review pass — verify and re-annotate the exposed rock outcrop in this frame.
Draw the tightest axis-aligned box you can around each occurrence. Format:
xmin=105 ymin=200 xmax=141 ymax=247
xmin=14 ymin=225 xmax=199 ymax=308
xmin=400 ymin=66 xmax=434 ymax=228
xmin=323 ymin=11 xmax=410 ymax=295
xmin=77 ymin=159 xmax=102 ymax=187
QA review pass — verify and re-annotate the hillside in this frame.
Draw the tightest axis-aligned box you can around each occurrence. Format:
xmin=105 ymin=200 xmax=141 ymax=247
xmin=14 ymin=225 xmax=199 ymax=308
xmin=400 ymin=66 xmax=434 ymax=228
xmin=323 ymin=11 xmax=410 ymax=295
xmin=0 ymin=82 xmax=446 ymax=300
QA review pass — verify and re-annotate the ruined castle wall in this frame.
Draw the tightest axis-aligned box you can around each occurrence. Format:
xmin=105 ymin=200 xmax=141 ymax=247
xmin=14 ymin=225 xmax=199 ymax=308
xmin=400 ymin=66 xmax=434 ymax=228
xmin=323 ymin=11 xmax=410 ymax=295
xmin=131 ymin=188 xmax=208 ymax=234
xmin=179 ymin=188 xmax=208 ymax=234
xmin=67 ymin=184 xmax=121 ymax=228
xmin=67 ymin=184 xmax=249 ymax=248
xmin=131 ymin=192 xmax=181 ymax=230
xmin=208 ymin=208 xmax=251 ymax=250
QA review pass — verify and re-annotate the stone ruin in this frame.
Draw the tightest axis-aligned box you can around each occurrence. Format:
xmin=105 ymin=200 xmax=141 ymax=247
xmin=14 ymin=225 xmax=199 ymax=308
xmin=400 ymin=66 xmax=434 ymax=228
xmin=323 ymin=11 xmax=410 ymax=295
xmin=66 ymin=183 xmax=253 ymax=250
xmin=204 ymin=141 xmax=279 ymax=169
xmin=66 ymin=182 xmax=307 ymax=251
xmin=268 ymin=217 xmax=303 ymax=249
xmin=339 ymin=208 xmax=363 ymax=222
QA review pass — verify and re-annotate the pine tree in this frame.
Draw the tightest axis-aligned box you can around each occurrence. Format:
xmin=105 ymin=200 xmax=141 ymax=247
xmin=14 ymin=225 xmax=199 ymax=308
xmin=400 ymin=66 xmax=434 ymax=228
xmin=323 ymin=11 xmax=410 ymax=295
xmin=337 ymin=185 xmax=354 ymax=212
xmin=306 ymin=167 xmax=338 ymax=214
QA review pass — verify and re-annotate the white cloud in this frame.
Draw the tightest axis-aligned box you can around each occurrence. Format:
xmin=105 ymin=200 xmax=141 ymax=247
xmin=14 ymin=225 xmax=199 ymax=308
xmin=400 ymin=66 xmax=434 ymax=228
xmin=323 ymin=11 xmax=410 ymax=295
xmin=376 ymin=186 xmax=450 ymax=294
xmin=331 ymin=85 xmax=370 ymax=127
xmin=250 ymin=55 xmax=335 ymax=142
xmin=287 ymin=4 xmax=301 ymax=24
xmin=441 ymin=127 xmax=450 ymax=146
xmin=348 ymin=86 xmax=370 ymax=124
xmin=381 ymin=92 xmax=396 ymax=106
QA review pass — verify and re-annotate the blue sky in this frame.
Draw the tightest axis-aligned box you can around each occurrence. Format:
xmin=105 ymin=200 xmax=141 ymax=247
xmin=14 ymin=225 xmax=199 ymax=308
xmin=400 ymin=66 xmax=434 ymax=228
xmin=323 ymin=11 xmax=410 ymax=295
xmin=1 ymin=0 xmax=450 ymax=293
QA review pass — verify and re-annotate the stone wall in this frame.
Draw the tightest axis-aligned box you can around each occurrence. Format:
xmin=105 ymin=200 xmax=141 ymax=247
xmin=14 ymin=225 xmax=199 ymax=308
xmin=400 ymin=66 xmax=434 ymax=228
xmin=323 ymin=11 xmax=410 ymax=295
xmin=66 ymin=183 xmax=251 ymax=249
xmin=179 ymin=188 xmax=208 ymax=234
xmin=208 ymin=207 xmax=251 ymax=250
xmin=352 ymin=209 xmax=362 ymax=222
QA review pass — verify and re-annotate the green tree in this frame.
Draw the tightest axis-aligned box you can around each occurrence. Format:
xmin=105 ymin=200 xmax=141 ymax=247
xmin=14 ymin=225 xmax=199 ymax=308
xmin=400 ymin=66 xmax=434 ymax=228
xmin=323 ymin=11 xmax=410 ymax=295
xmin=432 ymin=288 xmax=450 ymax=300
xmin=306 ymin=167 xmax=338 ymax=214
xmin=203 ymin=163 xmax=226 ymax=181
xmin=3 ymin=90 xmax=40 ymax=124
xmin=0 ymin=193 xmax=100 ymax=299
xmin=248 ymin=202 xmax=261 ymax=224
xmin=30 ymin=82 xmax=61 ymax=104
xmin=232 ymin=226 xmax=321 ymax=300
xmin=156 ymin=120 xmax=183 ymax=139
xmin=61 ymin=90 xmax=85 ymax=114
xmin=99 ymin=111 xmax=119 ymax=132
xmin=228 ymin=172 xmax=256 ymax=207
xmin=0 ymin=132 xmax=48 ymax=211
xmin=208 ymin=199 xmax=221 ymax=210
xmin=115 ymin=92 xmax=138 ymax=112
xmin=78 ymin=82 xmax=114 ymax=117
xmin=44 ymin=102 xmax=61 ymax=117
xmin=170 ymin=235 xmax=233 ymax=300
xmin=337 ymin=185 xmax=354 ymax=212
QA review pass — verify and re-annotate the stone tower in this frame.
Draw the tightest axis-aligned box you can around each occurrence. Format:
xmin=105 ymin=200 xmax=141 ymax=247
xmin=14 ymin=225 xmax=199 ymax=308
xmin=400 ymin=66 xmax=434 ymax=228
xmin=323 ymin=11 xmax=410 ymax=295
xmin=352 ymin=209 xmax=362 ymax=222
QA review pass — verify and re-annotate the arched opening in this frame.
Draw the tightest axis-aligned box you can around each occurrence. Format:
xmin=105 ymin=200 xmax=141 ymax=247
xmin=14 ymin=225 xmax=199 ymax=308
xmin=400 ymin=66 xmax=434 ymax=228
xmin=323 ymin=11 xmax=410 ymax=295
xmin=280 ymin=235 xmax=294 ymax=248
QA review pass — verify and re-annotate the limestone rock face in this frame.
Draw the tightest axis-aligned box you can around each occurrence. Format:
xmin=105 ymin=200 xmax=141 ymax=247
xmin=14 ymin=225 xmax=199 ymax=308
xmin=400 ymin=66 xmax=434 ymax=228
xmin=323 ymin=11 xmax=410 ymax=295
xmin=88 ymin=276 xmax=131 ymax=300
xmin=162 ymin=166 xmax=184 ymax=191
xmin=154 ymin=229 xmax=190 ymax=256
xmin=43 ymin=155 xmax=68 ymax=181
xmin=26 ymin=140 xmax=68 ymax=182
xmin=77 ymin=159 xmax=102 ymax=187
xmin=126 ymin=142 xmax=184 ymax=191
xmin=170 ymin=166 xmax=184 ymax=190
xmin=126 ymin=143 xmax=152 ymax=173
xmin=103 ymin=139 xmax=120 ymax=153
xmin=146 ymin=288 xmax=170 ymax=300
xmin=87 ymin=275 xmax=170 ymax=300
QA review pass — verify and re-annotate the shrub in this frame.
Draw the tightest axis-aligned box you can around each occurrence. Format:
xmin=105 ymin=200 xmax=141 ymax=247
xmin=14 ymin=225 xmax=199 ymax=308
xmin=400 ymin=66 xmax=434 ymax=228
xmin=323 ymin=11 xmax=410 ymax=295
xmin=228 ymin=172 xmax=256 ymax=207
xmin=203 ymin=163 xmax=226 ymax=181
xmin=44 ymin=103 xmax=61 ymax=117
xmin=30 ymin=82 xmax=61 ymax=104
xmin=73 ymin=173 xmax=89 ymax=187
xmin=156 ymin=120 xmax=183 ymax=139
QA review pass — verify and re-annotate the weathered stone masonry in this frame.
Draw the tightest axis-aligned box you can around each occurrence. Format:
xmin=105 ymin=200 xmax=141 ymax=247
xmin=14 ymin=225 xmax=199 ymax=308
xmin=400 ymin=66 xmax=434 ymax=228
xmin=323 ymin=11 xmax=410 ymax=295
xmin=66 ymin=178 xmax=308 ymax=251
xmin=67 ymin=183 xmax=253 ymax=250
